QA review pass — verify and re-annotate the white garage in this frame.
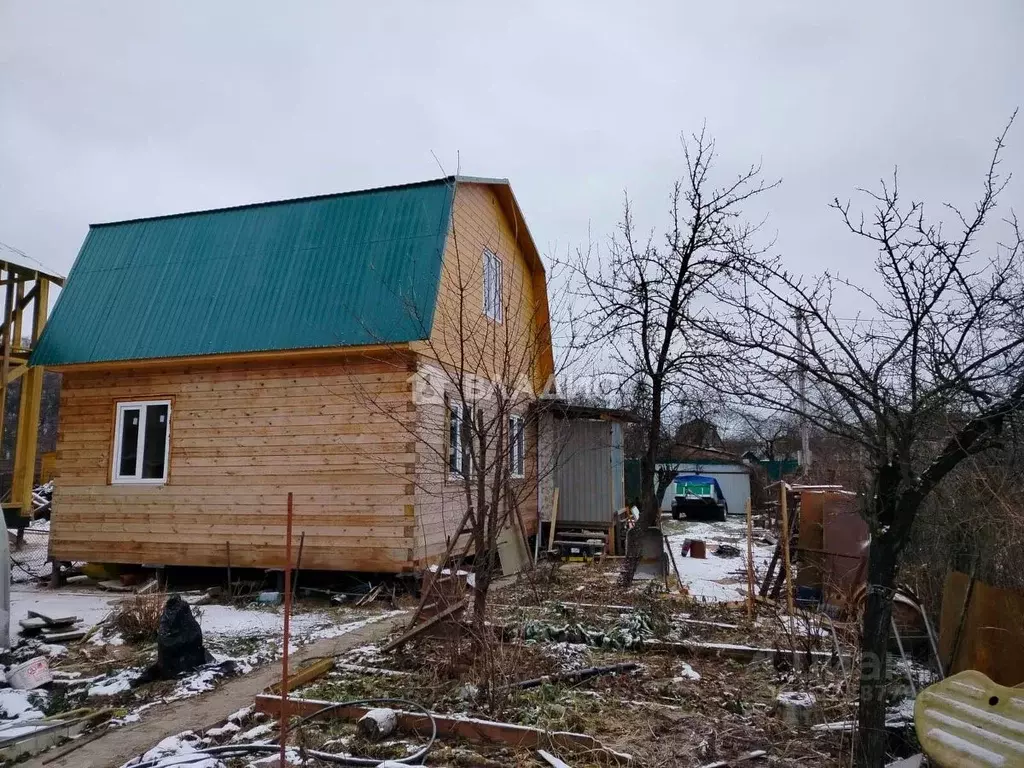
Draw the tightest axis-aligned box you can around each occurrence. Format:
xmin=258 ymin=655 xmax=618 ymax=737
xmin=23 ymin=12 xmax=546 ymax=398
xmin=657 ymin=461 xmax=752 ymax=517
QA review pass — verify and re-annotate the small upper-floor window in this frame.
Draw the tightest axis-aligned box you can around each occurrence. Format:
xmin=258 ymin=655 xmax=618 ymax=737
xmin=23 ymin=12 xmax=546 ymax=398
xmin=509 ymin=414 xmax=525 ymax=478
xmin=483 ymin=249 xmax=503 ymax=322
xmin=113 ymin=400 xmax=171 ymax=483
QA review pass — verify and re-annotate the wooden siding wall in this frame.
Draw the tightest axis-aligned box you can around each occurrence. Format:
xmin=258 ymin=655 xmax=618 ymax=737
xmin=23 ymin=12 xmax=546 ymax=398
xmin=416 ymin=183 xmax=546 ymax=396
xmin=50 ymin=354 xmax=419 ymax=571
xmin=411 ymin=361 xmax=539 ymax=566
xmin=408 ymin=182 xmax=546 ymax=565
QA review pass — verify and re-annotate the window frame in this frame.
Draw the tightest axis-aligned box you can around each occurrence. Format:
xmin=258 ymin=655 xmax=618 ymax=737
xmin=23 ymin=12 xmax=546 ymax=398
xmin=111 ymin=399 xmax=172 ymax=485
xmin=448 ymin=400 xmax=464 ymax=478
xmin=448 ymin=400 xmax=475 ymax=479
xmin=482 ymin=248 xmax=503 ymax=323
xmin=509 ymin=414 xmax=525 ymax=479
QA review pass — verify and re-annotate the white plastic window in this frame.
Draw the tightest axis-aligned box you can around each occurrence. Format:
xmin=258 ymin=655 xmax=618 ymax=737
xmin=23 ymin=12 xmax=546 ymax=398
xmin=509 ymin=415 xmax=525 ymax=478
xmin=113 ymin=400 xmax=171 ymax=483
xmin=483 ymin=249 xmax=503 ymax=322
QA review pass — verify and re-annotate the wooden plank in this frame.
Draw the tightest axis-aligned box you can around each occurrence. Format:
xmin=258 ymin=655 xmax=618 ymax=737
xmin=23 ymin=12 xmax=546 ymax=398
xmin=382 ymin=597 xmax=469 ymax=653
xmin=252 ymin=694 xmax=634 ymax=765
xmin=547 ymin=487 xmax=560 ymax=552
xmin=268 ymin=658 xmax=335 ymax=694
xmin=745 ymin=497 xmax=755 ymax=617
xmin=538 ymin=749 xmax=573 ymax=768
xmin=779 ymin=484 xmax=795 ymax=615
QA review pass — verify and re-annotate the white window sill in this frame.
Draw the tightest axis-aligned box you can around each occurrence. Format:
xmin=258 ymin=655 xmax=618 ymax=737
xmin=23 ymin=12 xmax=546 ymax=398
xmin=112 ymin=478 xmax=168 ymax=486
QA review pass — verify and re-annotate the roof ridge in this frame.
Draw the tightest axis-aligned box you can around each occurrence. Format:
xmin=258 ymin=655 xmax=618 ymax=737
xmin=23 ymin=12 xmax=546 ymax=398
xmin=90 ymin=175 xmax=472 ymax=228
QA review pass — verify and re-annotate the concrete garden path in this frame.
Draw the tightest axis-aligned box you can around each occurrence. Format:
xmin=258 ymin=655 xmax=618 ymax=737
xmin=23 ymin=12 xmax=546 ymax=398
xmin=21 ymin=611 xmax=408 ymax=768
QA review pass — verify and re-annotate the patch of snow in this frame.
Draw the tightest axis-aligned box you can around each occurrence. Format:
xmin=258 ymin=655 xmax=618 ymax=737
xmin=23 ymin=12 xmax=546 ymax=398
xmin=777 ymin=691 xmax=816 ymax=707
xmin=303 ymin=610 xmax=403 ymax=642
xmin=227 ymin=705 xmax=253 ymax=723
xmin=889 ymin=696 xmax=916 ymax=721
xmin=663 ymin=516 xmax=775 ymax=602
xmin=205 ymin=721 xmax=240 ymax=738
xmin=427 ymin=565 xmax=476 ymax=587
xmin=38 ymin=642 xmax=68 ymax=658
xmin=199 ymin=606 xmax=399 ymax=641
xmin=121 ymin=732 xmax=225 ymax=768
xmin=237 ymin=722 xmax=275 ymax=741
xmin=541 ymin=641 xmax=592 ymax=671
xmin=111 ymin=712 xmax=142 ymax=726
xmin=0 ymin=688 xmax=44 ymax=720
xmin=344 ymin=644 xmax=385 ymax=664
xmin=245 ymin=748 xmax=306 ymax=766
xmin=89 ymin=668 xmax=142 ymax=697
xmin=673 ymin=662 xmax=701 ymax=681
xmin=8 ymin=585 xmax=116 ymax=643
xmin=90 ymin=631 xmax=126 ymax=647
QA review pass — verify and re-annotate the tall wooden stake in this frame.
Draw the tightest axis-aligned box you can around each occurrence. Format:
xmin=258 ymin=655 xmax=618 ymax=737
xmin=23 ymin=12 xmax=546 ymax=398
xmin=745 ymin=497 xmax=755 ymax=618
xmin=546 ymin=487 xmax=560 ymax=553
xmin=279 ymin=492 xmax=294 ymax=766
xmin=779 ymin=483 xmax=795 ymax=616
xmin=779 ymin=484 xmax=799 ymax=668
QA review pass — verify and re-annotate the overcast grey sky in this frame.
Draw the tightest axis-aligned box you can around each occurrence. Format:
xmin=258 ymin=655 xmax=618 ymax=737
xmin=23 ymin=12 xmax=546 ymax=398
xmin=1 ymin=1 xmax=1021 ymax=299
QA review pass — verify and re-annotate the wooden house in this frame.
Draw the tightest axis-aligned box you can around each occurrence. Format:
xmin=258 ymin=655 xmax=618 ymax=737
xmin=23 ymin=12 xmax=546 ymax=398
xmin=31 ymin=177 xmax=554 ymax=573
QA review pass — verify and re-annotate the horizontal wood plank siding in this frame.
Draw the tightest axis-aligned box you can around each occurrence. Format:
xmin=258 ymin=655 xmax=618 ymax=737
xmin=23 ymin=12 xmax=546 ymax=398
xmin=408 ymin=182 xmax=546 ymax=565
xmin=411 ymin=359 xmax=539 ymax=566
xmin=50 ymin=354 xmax=418 ymax=572
xmin=415 ymin=183 xmax=546 ymax=394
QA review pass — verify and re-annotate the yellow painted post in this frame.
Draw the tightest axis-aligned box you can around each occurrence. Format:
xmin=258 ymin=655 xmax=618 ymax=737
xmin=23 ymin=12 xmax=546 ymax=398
xmin=0 ymin=273 xmax=14 ymax=474
xmin=12 ymin=281 xmax=23 ymax=349
xmin=12 ymin=279 xmax=49 ymax=516
xmin=12 ymin=367 xmax=43 ymax=515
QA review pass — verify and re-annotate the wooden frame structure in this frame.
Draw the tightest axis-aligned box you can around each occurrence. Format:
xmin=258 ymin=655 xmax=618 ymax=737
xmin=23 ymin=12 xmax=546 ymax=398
xmin=0 ymin=258 xmax=63 ymax=522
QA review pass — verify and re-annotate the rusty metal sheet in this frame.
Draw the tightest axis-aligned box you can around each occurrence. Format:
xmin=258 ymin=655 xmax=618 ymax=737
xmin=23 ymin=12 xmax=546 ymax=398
xmin=915 ymin=670 xmax=1024 ymax=767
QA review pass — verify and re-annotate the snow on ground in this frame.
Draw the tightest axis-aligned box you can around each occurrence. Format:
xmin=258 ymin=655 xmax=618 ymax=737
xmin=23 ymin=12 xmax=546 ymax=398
xmin=200 ymin=604 xmax=334 ymax=636
xmin=5 ymin=580 xmax=402 ymax=739
xmin=662 ymin=514 xmax=776 ymax=601
xmin=89 ymin=667 xmax=142 ymax=697
xmin=0 ymin=688 xmax=45 ymax=720
xmin=8 ymin=583 xmax=399 ymax=646
xmin=7 ymin=585 xmax=117 ymax=641
xmin=122 ymin=732 xmax=225 ymax=768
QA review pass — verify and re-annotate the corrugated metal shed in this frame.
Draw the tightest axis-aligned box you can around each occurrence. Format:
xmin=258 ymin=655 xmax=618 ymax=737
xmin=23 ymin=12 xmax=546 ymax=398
xmin=556 ymin=420 xmax=625 ymax=524
xmin=31 ymin=179 xmax=458 ymax=365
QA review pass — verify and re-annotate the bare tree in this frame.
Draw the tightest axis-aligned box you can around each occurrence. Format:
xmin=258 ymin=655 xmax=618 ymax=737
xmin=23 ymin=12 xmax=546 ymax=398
xmin=570 ymin=127 xmax=777 ymax=585
xmin=707 ymin=115 xmax=1024 ymax=766
xmin=346 ymin=180 xmax=573 ymax=644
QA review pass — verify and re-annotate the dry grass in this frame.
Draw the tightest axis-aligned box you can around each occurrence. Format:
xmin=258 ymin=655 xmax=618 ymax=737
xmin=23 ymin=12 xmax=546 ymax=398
xmin=110 ymin=593 xmax=166 ymax=644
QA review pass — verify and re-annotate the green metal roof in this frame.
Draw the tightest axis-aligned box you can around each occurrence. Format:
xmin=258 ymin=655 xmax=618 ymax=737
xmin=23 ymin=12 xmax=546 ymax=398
xmin=31 ymin=178 xmax=458 ymax=365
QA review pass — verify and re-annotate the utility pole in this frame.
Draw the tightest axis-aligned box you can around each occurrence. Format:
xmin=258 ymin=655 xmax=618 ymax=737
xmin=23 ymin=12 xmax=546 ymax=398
xmin=794 ymin=309 xmax=811 ymax=474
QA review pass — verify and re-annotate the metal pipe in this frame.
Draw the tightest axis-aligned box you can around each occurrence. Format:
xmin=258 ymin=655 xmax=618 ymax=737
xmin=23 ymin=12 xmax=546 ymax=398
xmin=891 ymin=615 xmax=916 ymax=696
xmin=279 ymin=491 xmax=294 ymax=765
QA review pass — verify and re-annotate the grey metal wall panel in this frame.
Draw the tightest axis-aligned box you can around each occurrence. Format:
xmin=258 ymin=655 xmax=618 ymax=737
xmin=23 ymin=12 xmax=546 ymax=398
xmin=610 ymin=422 xmax=624 ymax=512
xmin=556 ymin=420 xmax=615 ymax=524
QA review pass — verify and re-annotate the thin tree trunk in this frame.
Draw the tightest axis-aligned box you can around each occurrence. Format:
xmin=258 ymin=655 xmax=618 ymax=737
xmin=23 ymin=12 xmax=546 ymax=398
xmin=621 ymin=380 xmax=663 ymax=586
xmin=856 ymin=532 xmax=899 ymax=768
xmin=473 ymin=567 xmax=490 ymax=642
